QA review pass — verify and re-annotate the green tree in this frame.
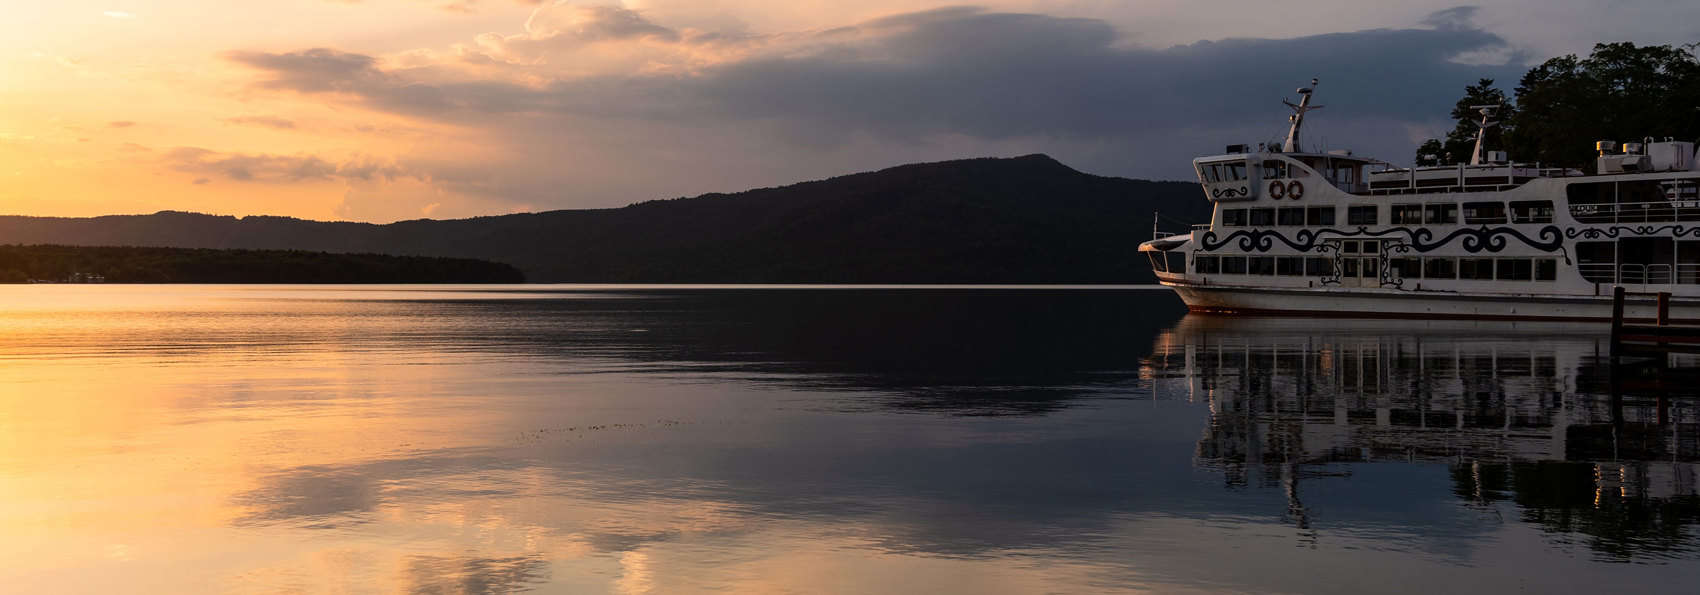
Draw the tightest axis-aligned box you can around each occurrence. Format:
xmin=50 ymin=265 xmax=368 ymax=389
xmin=1504 ymin=42 xmax=1700 ymax=168
xmin=1416 ymin=78 xmax=1515 ymax=165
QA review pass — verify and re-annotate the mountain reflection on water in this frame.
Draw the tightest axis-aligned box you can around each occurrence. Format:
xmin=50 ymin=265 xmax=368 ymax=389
xmin=3 ymin=286 xmax=1699 ymax=593
xmin=1144 ymin=316 xmax=1700 ymax=562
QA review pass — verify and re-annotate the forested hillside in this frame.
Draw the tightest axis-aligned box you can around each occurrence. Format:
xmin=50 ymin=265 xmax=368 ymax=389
xmin=0 ymin=155 xmax=1208 ymax=283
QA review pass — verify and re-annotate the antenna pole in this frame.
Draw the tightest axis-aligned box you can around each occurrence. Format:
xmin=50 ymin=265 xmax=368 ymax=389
xmin=1282 ymin=79 xmax=1324 ymax=153
xmin=1468 ymin=105 xmax=1500 ymax=165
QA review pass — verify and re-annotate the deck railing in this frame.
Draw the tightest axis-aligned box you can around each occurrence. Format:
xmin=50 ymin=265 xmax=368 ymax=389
xmin=1569 ymin=200 xmax=1700 ymax=223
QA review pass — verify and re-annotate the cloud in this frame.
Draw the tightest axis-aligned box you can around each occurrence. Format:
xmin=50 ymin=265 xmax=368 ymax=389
xmin=117 ymin=142 xmax=152 ymax=153
xmin=192 ymin=178 xmax=211 ymax=185
xmin=223 ymin=115 xmax=298 ymax=129
xmin=107 ymin=120 xmax=137 ymax=128
xmin=161 ymin=146 xmax=411 ymax=183
xmin=233 ymin=7 xmax=1518 ymax=142
xmin=225 ymin=48 xmax=387 ymax=94
xmin=102 ymin=11 xmax=137 ymax=20
xmin=218 ymin=6 xmax=1528 ymax=218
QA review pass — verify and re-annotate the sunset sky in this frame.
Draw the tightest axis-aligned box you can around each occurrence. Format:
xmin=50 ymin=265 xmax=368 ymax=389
xmin=3 ymin=1 xmax=1696 ymax=223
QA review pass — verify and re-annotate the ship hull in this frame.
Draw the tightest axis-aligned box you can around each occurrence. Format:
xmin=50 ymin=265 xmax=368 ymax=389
xmin=1167 ymin=282 xmax=1700 ymax=323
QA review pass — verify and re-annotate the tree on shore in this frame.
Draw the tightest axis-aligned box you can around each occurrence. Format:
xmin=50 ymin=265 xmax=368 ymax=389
xmin=1414 ymin=78 xmax=1516 ymax=165
xmin=1419 ymin=43 xmax=1700 ymax=168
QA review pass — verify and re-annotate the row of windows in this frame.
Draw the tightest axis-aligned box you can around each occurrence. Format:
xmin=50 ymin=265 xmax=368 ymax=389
xmin=1389 ymin=257 xmax=1558 ymax=281
xmin=1194 ymin=255 xmax=1560 ymax=281
xmin=1195 ymin=255 xmax=1332 ymax=276
xmin=1221 ymin=200 xmax=1555 ymax=228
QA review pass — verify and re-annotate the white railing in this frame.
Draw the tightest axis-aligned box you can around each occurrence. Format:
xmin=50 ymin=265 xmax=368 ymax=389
xmin=1577 ymin=263 xmax=1699 ymax=287
xmin=1615 ymin=264 xmax=1675 ymax=288
xmin=1569 ymin=200 xmax=1700 ymax=223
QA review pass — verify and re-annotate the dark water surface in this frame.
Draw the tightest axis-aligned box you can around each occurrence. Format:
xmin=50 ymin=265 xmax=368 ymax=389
xmin=1 ymin=285 xmax=1696 ymax=593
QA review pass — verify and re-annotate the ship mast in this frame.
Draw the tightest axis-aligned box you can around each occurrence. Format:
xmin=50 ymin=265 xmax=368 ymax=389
xmin=1467 ymin=104 xmax=1500 ymax=165
xmin=1282 ymin=79 xmax=1323 ymax=153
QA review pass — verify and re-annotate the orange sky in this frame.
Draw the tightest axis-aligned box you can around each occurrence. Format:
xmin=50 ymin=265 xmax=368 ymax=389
xmin=3 ymin=1 xmax=1695 ymax=223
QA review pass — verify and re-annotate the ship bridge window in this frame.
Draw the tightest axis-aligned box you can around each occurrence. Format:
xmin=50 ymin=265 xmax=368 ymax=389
xmin=1306 ymin=206 xmax=1335 ymax=226
xmin=1199 ymin=161 xmax=1249 ymax=183
xmin=1424 ymin=203 xmax=1458 ymax=224
xmin=1263 ymin=160 xmax=1288 ymax=180
xmin=1330 ymin=163 xmax=1358 ymax=184
xmin=1221 ymin=208 xmax=1247 ymax=226
xmin=1346 ymin=205 xmax=1378 ymax=226
xmin=1390 ymin=205 xmax=1424 ymax=226
xmin=1463 ymin=201 xmax=1506 ymax=224
xmin=1510 ymin=200 xmax=1554 ymax=223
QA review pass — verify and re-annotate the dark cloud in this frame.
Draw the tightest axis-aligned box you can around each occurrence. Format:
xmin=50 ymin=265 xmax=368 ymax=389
xmin=232 ymin=8 xmax=1518 ymax=146
xmin=223 ymin=115 xmax=297 ymax=129
xmin=191 ymin=178 xmax=211 ymax=185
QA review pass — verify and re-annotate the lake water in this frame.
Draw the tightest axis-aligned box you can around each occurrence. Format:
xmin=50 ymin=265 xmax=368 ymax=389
xmin=1 ymin=285 xmax=1696 ymax=593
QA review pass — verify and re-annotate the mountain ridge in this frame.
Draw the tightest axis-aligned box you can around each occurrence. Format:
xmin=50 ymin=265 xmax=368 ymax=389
xmin=0 ymin=154 xmax=1208 ymax=283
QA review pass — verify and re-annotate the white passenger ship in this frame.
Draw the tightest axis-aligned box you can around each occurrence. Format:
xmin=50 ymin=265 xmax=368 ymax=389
xmin=1140 ymin=80 xmax=1700 ymax=321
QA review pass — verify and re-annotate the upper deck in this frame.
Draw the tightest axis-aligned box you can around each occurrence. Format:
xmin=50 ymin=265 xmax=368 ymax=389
xmin=1194 ymin=139 xmax=1698 ymax=202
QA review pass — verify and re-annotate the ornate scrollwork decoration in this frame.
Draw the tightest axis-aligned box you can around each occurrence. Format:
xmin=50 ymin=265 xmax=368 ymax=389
xmin=1210 ymin=186 xmax=1251 ymax=199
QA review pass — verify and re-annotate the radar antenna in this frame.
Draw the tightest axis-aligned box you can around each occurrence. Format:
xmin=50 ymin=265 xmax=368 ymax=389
xmin=1467 ymin=105 xmax=1500 ymax=165
xmin=1282 ymin=79 xmax=1323 ymax=153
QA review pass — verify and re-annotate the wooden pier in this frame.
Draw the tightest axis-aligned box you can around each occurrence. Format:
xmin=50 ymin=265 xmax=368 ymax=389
xmin=1609 ymin=287 xmax=1700 ymax=405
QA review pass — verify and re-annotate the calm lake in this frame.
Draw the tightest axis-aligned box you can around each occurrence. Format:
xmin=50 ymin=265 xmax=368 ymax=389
xmin=1 ymin=285 xmax=1696 ymax=593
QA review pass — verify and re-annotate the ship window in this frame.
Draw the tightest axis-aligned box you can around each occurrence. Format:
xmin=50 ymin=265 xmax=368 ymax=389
xmin=1332 ymin=163 xmax=1358 ymax=184
xmin=1249 ymin=208 xmax=1275 ymax=226
xmin=1510 ymin=200 xmax=1554 ymax=223
xmin=1226 ymin=162 xmax=1247 ymax=181
xmin=1391 ymin=258 xmax=1422 ymax=279
xmin=1459 ymin=258 xmax=1496 ymax=280
xmin=1221 ymin=209 xmax=1247 ymax=226
xmin=1222 ymin=256 xmax=1247 ymax=274
xmin=1263 ymin=160 xmax=1288 ymax=180
xmin=1195 ymin=255 xmax=1220 ymax=274
xmin=1249 ymin=256 xmax=1275 ymax=275
xmin=1347 ymin=205 xmax=1378 ymax=226
xmin=1306 ymin=206 xmax=1335 ymax=226
xmin=1576 ymin=241 xmax=1616 ymax=283
xmin=1424 ymin=258 xmax=1457 ymax=279
xmin=1496 ymin=258 xmax=1533 ymax=281
xmin=1306 ymin=257 xmax=1332 ymax=276
xmin=1341 ymin=240 xmax=1359 ymax=254
xmin=1342 ymin=258 xmax=1358 ymax=277
xmin=1200 ymin=164 xmax=1219 ymax=183
xmin=1361 ymin=240 xmax=1380 ymax=254
xmin=1463 ymin=201 xmax=1506 ymax=224
xmin=1536 ymin=258 xmax=1557 ymax=281
xmin=1682 ymin=242 xmax=1700 ymax=284
xmin=1424 ymin=203 xmax=1458 ymax=224
xmin=1277 ymin=207 xmax=1306 ymax=226
xmin=1277 ymin=257 xmax=1305 ymax=276
xmin=1390 ymin=205 xmax=1424 ymax=225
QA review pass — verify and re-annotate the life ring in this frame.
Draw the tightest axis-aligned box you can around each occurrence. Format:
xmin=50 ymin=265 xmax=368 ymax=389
xmin=1267 ymin=180 xmax=1286 ymax=199
xmin=1286 ymin=180 xmax=1305 ymax=200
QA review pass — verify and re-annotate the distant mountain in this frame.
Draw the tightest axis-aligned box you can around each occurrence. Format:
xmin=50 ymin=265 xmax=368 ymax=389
xmin=0 ymin=155 xmax=1208 ymax=283
xmin=0 ymin=245 xmax=524 ymax=284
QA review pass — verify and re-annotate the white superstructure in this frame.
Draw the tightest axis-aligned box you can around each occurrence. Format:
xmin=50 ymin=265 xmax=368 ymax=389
xmin=1139 ymin=80 xmax=1700 ymax=321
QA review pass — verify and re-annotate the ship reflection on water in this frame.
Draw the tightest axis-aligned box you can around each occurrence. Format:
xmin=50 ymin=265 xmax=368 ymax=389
xmin=1143 ymin=316 xmax=1700 ymax=561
